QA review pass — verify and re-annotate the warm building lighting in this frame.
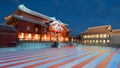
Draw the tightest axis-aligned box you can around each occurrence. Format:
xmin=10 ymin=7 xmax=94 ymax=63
xmin=100 ymin=34 xmax=103 ymax=38
xmin=93 ymin=35 xmax=95 ymax=38
xmin=107 ymin=40 xmax=110 ymax=43
xmin=42 ymin=34 xmax=50 ymax=41
xmin=35 ymin=34 xmax=38 ymax=40
xmin=59 ymin=36 xmax=64 ymax=42
xmin=96 ymin=40 xmax=98 ymax=43
xmin=90 ymin=40 xmax=92 ymax=43
xmin=91 ymin=35 xmax=93 ymax=38
xmin=103 ymin=40 xmax=106 ymax=43
xmin=65 ymin=37 xmax=68 ymax=41
xmin=93 ymin=40 xmax=95 ymax=42
xmin=21 ymin=33 xmax=24 ymax=38
xmin=28 ymin=33 xmax=31 ymax=39
xmin=103 ymin=34 xmax=107 ymax=38
xmin=100 ymin=40 xmax=102 ymax=43
xmin=44 ymin=34 xmax=46 ymax=41
xmin=96 ymin=35 xmax=99 ymax=38
xmin=47 ymin=34 xmax=50 ymax=41
xmin=84 ymin=35 xmax=86 ymax=38
xmin=87 ymin=35 xmax=90 ymax=38
xmin=18 ymin=33 xmax=24 ymax=40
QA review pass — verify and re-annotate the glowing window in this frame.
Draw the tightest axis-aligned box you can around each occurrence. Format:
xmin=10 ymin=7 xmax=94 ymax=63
xmin=35 ymin=34 xmax=38 ymax=40
xmin=100 ymin=34 xmax=103 ymax=38
xmin=44 ymin=34 xmax=46 ymax=41
xmin=107 ymin=40 xmax=110 ymax=43
xmin=100 ymin=40 xmax=102 ymax=43
xmin=103 ymin=40 xmax=106 ymax=43
xmin=35 ymin=28 xmax=38 ymax=32
xmin=65 ymin=37 xmax=68 ymax=41
xmin=27 ymin=26 xmax=30 ymax=31
xmin=93 ymin=40 xmax=95 ymax=42
xmin=21 ymin=33 xmax=24 ymax=38
xmin=103 ymin=34 xmax=107 ymax=38
xmin=96 ymin=35 xmax=99 ymax=38
xmin=90 ymin=40 xmax=92 ymax=43
xmin=96 ymin=40 xmax=98 ymax=43
xmin=18 ymin=33 xmax=24 ymax=40
xmin=84 ymin=35 xmax=86 ymax=38
xmin=28 ymin=34 xmax=31 ymax=39
xmin=88 ymin=35 xmax=90 ymax=38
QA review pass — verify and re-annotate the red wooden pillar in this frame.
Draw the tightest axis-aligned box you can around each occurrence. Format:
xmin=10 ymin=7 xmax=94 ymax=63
xmin=50 ymin=31 xmax=51 ymax=42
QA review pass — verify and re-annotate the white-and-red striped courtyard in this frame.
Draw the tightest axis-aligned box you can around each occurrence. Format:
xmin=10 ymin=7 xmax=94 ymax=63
xmin=0 ymin=46 xmax=120 ymax=68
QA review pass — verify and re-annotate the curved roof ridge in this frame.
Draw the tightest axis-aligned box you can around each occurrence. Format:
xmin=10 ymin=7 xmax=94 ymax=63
xmin=88 ymin=25 xmax=111 ymax=29
xmin=12 ymin=14 xmax=47 ymax=27
xmin=18 ymin=4 xmax=52 ymax=21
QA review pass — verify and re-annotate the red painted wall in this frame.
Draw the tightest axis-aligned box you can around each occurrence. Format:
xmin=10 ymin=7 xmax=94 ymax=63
xmin=0 ymin=31 xmax=17 ymax=47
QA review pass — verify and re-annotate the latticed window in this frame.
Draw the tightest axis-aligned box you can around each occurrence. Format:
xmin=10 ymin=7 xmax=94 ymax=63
xmin=35 ymin=28 xmax=38 ymax=32
xmin=27 ymin=26 xmax=30 ymax=31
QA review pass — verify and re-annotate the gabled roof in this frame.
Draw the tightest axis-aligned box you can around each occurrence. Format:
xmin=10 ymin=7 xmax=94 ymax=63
xmin=81 ymin=25 xmax=112 ymax=34
xmin=12 ymin=14 xmax=47 ymax=27
xmin=49 ymin=21 xmax=70 ymax=32
xmin=18 ymin=4 xmax=52 ymax=21
xmin=0 ymin=24 xmax=17 ymax=32
xmin=112 ymin=29 xmax=120 ymax=34
xmin=48 ymin=17 xmax=68 ymax=26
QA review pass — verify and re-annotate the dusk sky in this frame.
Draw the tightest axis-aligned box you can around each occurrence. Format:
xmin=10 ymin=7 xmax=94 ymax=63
xmin=0 ymin=0 xmax=120 ymax=35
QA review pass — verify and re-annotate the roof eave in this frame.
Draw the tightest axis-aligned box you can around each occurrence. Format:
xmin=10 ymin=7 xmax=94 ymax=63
xmin=12 ymin=14 xmax=47 ymax=27
xmin=18 ymin=4 xmax=52 ymax=21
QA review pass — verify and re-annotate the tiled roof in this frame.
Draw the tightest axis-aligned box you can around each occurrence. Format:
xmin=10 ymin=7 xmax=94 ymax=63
xmin=12 ymin=14 xmax=47 ymax=27
xmin=0 ymin=24 xmax=17 ymax=32
xmin=18 ymin=4 xmax=52 ymax=21
xmin=81 ymin=25 xmax=112 ymax=34
xmin=112 ymin=29 xmax=120 ymax=34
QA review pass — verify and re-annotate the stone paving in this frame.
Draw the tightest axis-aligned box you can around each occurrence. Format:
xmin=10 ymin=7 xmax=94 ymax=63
xmin=0 ymin=46 xmax=120 ymax=68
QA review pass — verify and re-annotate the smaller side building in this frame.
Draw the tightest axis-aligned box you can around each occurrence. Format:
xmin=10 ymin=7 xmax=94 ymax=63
xmin=0 ymin=24 xmax=17 ymax=47
xmin=80 ymin=25 xmax=111 ymax=46
xmin=110 ymin=29 xmax=120 ymax=47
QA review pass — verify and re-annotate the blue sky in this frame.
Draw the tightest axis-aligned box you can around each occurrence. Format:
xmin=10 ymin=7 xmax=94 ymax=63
xmin=0 ymin=0 xmax=120 ymax=35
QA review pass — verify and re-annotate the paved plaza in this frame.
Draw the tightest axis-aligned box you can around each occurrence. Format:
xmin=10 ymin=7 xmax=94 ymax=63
xmin=0 ymin=46 xmax=120 ymax=68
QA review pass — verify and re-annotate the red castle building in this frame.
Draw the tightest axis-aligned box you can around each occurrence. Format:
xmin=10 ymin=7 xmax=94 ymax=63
xmin=4 ymin=4 xmax=70 ymax=42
